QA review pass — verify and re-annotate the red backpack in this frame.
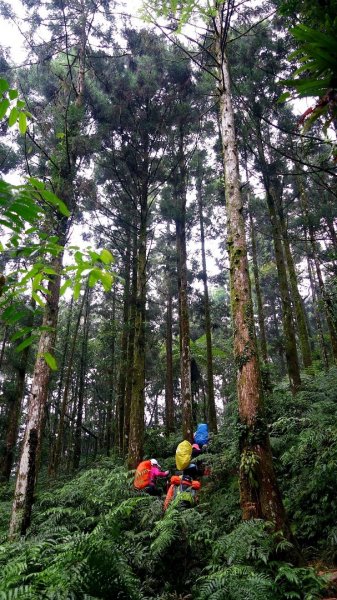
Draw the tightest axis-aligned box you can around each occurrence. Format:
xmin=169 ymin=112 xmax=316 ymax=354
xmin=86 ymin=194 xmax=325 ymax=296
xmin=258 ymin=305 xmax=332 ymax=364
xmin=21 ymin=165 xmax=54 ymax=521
xmin=134 ymin=460 xmax=152 ymax=490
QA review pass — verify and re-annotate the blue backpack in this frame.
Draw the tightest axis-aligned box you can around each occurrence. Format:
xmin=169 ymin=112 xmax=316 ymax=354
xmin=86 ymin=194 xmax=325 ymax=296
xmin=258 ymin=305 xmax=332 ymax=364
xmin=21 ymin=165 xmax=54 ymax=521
xmin=194 ymin=423 xmax=209 ymax=447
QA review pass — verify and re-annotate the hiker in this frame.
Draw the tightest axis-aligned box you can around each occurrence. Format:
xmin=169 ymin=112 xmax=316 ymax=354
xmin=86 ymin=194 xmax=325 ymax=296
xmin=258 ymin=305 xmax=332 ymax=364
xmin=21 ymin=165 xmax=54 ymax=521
xmin=194 ymin=423 xmax=209 ymax=450
xmin=192 ymin=443 xmax=202 ymax=458
xmin=134 ymin=458 xmax=169 ymax=496
xmin=164 ymin=473 xmax=201 ymax=511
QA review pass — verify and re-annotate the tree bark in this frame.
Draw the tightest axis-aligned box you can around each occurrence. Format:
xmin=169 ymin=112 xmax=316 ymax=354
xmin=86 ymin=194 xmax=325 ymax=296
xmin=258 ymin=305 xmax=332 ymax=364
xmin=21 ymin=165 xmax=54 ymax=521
xmin=196 ymin=168 xmax=217 ymax=433
xmin=128 ymin=149 xmax=149 ymax=468
xmin=115 ymin=230 xmax=132 ymax=453
xmin=73 ymin=288 xmax=91 ymax=470
xmin=105 ymin=286 xmax=116 ymax=456
xmin=175 ymin=127 xmax=193 ymax=443
xmin=0 ymin=300 xmax=35 ymax=483
xmin=123 ymin=228 xmax=137 ymax=455
xmin=278 ymin=199 xmax=312 ymax=368
xmin=255 ymin=131 xmax=301 ymax=393
xmin=214 ymin=5 xmax=289 ymax=533
xmin=165 ymin=228 xmax=175 ymax=434
xmin=249 ymin=211 xmax=268 ymax=364
xmin=9 ymin=244 xmax=66 ymax=539
xmin=48 ymin=290 xmax=86 ymax=477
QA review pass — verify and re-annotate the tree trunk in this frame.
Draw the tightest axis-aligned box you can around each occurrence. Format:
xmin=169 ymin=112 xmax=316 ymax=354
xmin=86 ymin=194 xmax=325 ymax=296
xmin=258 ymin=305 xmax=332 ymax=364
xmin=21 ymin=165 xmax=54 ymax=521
xmin=255 ymin=133 xmax=301 ymax=393
xmin=300 ymin=189 xmax=337 ymax=362
xmin=105 ymin=286 xmax=116 ymax=456
xmin=115 ymin=231 xmax=132 ymax=453
xmin=73 ymin=288 xmax=91 ymax=470
xmin=128 ymin=156 xmax=149 ymax=468
xmin=214 ymin=5 xmax=289 ymax=533
xmin=249 ymin=211 xmax=269 ymax=363
xmin=165 ymin=229 xmax=175 ymax=434
xmin=9 ymin=244 xmax=66 ymax=539
xmin=175 ymin=127 xmax=193 ymax=443
xmin=306 ymin=251 xmax=329 ymax=369
xmin=278 ymin=200 xmax=312 ymax=368
xmin=196 ymin=169 xmax=217 ymax=433
xmin=49 ymin=290 xmax=86 ymax=477
xmin=123 ymin=228 xmax=137 ymax=455
xmin=0 ymin=299 xmax=35 ymax=483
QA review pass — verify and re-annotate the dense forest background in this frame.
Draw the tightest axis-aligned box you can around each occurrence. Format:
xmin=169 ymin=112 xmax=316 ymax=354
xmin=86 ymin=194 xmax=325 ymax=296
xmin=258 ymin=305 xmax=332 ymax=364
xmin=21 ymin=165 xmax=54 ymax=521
xmin=1 ymin=0 xmax=337 ymax=598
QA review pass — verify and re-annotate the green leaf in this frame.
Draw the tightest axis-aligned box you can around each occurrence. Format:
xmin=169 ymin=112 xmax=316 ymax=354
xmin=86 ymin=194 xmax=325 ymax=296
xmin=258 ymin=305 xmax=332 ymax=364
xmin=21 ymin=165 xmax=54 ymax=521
xmin=18 ymin=112 xmax=27 ymax=134
xmin=11 ymin=327 xmax=33 ymax=341
xmin=8 ymin=89 xmax=18 ymax=100
xmin=73 ymin=281 xmax=81 ymax=301
xmin=15 ymin=335 xmax=36 ymax=352
xmin=28 ymin=177 xmax=44 ymax=190
xmin=39 ymin=189 xmax=70 ymax=217
xmin=100 ymin=248 xmax=114 ymax=265
xmin=60 ymin=279 xmax=72 ymax=296
xmin=32 ymin=292 xmax=45 ymax=307
xmin=0 ymin=78 xmax=9 ymax=93
xmin=88 ymin=268 xmax=101 ymax=287
xmin=8 ymin=106 xmax=19 ymax=127
xmin=16 ymin=100 xmax=25 ymax=109
xmin=0 ymin=98 xmax=10 ymax=119
xmin=42 ymin=352 xmax=58 ymax=370
xmin=277 ymin=92 xmax=291 ymax=104
xmin=100 ymin=271 xmax=113 ymax=292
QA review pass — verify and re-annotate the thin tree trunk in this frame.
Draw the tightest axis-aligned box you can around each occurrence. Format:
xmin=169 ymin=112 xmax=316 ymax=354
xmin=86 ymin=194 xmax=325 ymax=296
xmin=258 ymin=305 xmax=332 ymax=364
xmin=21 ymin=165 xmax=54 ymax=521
xmin=128 ymin=153 xmax=149 ymax=468
xmin=249 ymin=212 xmax=268 ymax=363
xmin=278 ymin=201 xmax=312 ymax=368
xmin=115 ymin=230 xmax=132 ymax=453
xmin=53 ymin=296 xmax=73 ymax=437
xmin=9 ymin=244 xmax=66 ymax=539
xmin=255 ymin=133 xmax=301 ymax=393
xmin=175 ymin=127 xmax=193 ymax=443
xmin=0 ymin=299 xmax=35 ymax=483
xmin=123 ymin=228 xmax=137 ymax=455
xmin=165 ymin=231 xmax=175 ymax=434
xmin=307 ymin=252 xmax=329 ymax=369
xmin=214 ymin=6 xmax=289 ymax=533
xmin=49 ymin=290 xmax=87 ymax=477
xmin=300 ymin=189 xmax=337 ymax=362
xmin=73 ymin=288 xmax=91 ymax=470
xmin=105 ymin=286 xmax=116 ymax=456
xmin=196 ymin=169 xmax=217 ymax=433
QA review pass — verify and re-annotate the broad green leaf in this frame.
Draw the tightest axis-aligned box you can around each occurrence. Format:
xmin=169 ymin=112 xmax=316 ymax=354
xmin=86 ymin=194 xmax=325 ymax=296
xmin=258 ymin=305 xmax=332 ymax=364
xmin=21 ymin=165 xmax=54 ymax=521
xmin=18 ymin=112 xmax=27 ymax=135
xmin=100 ymin=271 xmax=113 ymax=292
xmin=28 ymin=177 xmax=44 ymax=190
xmin=75 ymin=251 xmax=83 ymax=264
xmin=39 ymin=189 xmax=70 ymax=217
xmin=43 ymin=352 xmax=58 ymax=370
xmin=16 ymin=100 xmax=25 ymax=109
xmin=0 ymin=78 xmax=9 ymax=93
xmin=73 ymin=281 xmax=81 ymax=300
xmin=60 ymin=279 xmax=72 ymax=295
xmin=11 ymin=327 xmax=33 ymax=341
xmin=32 ymin=292 xmax=45 ymax=307
xmin=8 ymin=89 xmax=18 ymax=100
xmin=8 ymin=106 xmax=19 ymax=127
xmin=88 ymin=268 xmax=101 ymax=287
xmin=100 ymin=248 xmax=114 ymax=265
xmin=0 ymin=98 xmax=10 ymax=119
xmin=15 ymin=335 xmax=36 ymax=352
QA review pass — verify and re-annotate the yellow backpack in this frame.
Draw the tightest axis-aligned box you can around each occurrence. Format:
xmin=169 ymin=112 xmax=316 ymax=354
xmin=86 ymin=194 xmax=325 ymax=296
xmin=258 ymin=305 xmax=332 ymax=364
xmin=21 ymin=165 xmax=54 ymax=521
xmin=175 ymin=440 xmax=192 ymax=471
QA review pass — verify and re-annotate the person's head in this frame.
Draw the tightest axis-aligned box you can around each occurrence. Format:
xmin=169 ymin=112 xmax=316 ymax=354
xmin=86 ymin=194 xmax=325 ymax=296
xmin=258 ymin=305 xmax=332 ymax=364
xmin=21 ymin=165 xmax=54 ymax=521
xmin=150 ymin=458 xmax=161 ymax=469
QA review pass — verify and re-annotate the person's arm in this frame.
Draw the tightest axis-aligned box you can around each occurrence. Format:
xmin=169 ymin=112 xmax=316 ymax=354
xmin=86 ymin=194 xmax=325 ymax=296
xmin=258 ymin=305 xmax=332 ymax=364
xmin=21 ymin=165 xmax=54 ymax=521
xmin=152 ymin=466 xmax=169 ymax=478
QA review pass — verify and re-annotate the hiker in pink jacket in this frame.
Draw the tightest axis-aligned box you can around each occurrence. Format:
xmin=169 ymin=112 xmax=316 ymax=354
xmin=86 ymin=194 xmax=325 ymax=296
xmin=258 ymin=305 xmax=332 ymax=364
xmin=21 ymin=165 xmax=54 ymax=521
xmin=146 ymin=459 xmax=169 ymax=496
